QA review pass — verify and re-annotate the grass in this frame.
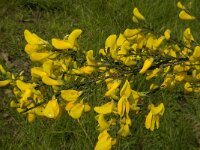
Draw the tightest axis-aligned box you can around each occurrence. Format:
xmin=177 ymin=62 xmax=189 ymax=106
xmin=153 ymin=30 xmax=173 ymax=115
xmin=0 ymin=0 xmax=200 ymax=149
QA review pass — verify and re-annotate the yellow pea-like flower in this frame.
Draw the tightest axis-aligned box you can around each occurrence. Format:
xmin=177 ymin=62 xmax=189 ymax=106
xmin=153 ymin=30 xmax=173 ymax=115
xmin=105 ymin=79 xmax=121 ymax=98
xmin=16 ymin=80 xmax=32 ymax=92
xmin=95 ymin=114 xmax=110 ymax=131
xmin=192 ymin=46 xmax=200 ymax=58
xmin=80 ymin=66 xmax=95 ymax=74
xmin=69 ymin=102 xmax=84 ymax=119
xmin=145 ymin=111 xmax=153 ymax=129
xmin=0 ymin=64 xmax=6 ymax=74
xmin=65 ymin=101 xmax=75 ymax=111
xmin=146 ymin=68 xmax=161 ymax=80
xmin=34 ymin=106 xmax=44 ymax=116
xmin=68 ymin=29 xmax=82 ymax=46
xmin=84 ymin=103 xmax=91 ymax=112
xmin=145 ymin=103 xmax=164 ymax=131
xmin=105 ymin=34 xmax=117 ymax=49
xmin=86 ymin=50 xmax=96 ymax=65
xmin=179 ymin=10 xmax=195 ymax=20
xmin=43 ymin=97 xmax=60 ymax=119
xmin=184 ymin=82 xmax=193 ymax=93
xmin=10 ymin=100 xmax=19 ymax=108
xmin=42 ymin=60 xmax=53 ymax=76
xmin=164 ymin=29 xmax=171 ymax=40
xmin=122 ymin=56 xmax=136 ymax=66
xmin=99 ymin=48 xmax=107 ymax=56
xmin=0 ymin=80 xmax=11 ymax=87
xmin=95 ymin=130 xmax=112 ymax=150
xmin=42 ymin=75 xmax=62 ymax=86
xmin=94 ymin=101 xmax=115 ymax=114
xmin=30 ymin=52 xmax=51 ymax=62
xmin=139 ymin=57 xmax=154 ymax=74
xmin=123 ymin=28 xmax=141 ymax=38
xmin=24 ymin=29 xmax=48 ymax=45
xmin=183 ymin=28 xmax=194 ymax=42
xmin=31 ymin=67 xmax=47 ymax=78
xmin=146 ymin=36 xmax=154 ymax=49
xmin=133 ymin=7 xmax=145 ymax=21
xmin=61 ymin=90 xmax=82 ymax=101
xmin=132 ymin=16 xmax=139 ymax=23
xmin=25 ymin=44 xmax=40 ymax=55
xmin=116 ymin=34 xmax=126 ymax=47
xmin=19 ymin=88 xmax=32 ymax=107
xmin=118 ymin=124 xmax=130 ymax=137
xmin=177 ymin=1 xmax=186 ymax=10
xmin=153 ymin=36 xmax=165 ymax=50
xmin=118 ymin=96 xmax=126 ymax=116
xmin=150 ymin=83 xmax=159 ymax=90
xmin=52 ymin=38 xmax=73 ymax=49
xmin=120 ymin=80 xmax=132 ymax=97
xmin=151 ymin=103 xmax=165 ymax=115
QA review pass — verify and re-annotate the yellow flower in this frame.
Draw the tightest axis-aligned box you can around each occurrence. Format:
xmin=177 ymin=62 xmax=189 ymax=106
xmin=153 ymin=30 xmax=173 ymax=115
xmin=123 ymin=28 xmax=141 ymax=38
xmin=192 ymin=46 xmax=200 ymax=59
xmin=24 ymin=44 xmax=40 ymax=55
xmin=146 ymin=68 xmax=161 ymax=80
xmin=121 ymin=56 xmax=136 ymax=66
xmin=34 ymin=106 xmax=44 ymax=116
xmin=116 ymin=34 xmax=126 ymax=47
xmin=120 ymin=80 xmax=132 ymax=97
xmin=153 ymin=36 xmax=165 ymax=50
xmin=133 ymin=7 xmax=145 ymax=21
xmin=31 ymin=67 xmax=47 ymax=78
xmin=145 ymin=103 xmax=164 ymax=131
xmin=69 ymin=102 xmax=84 ymax=119
xmin=95 ymin=114 xmax=110 ymax=131
xmin=99 ymin=48 xmax=107 ymax=56
xmin=42 ymin=75 xmax=62 ymax=86
xmin=105 ymin=34 xmax=117 ymax=50
xmin=118 ymin=123 xmax=130 ymax=137
xmin=52 ymin=38 xmax=73 ymax=49
xmin=80 ymin=66 xmax=95 ymax=74
xmin=10 ymin=100 xmax=19 ymax=108
xmin=164 ymin=29 xmax=171 ymax=40
xmin=42 ymin=60 xmax=53 ymax=76
xmin=179 ymin=10 xmax=195 ymax=20
xmin=86 ymin=50 xmax=96 ymax=65
xmin=184 ymin=82 xmax=193 ymax=93
xmin=61 ymin=90 xmax=82 ymax=101
xmin=95 ymin=130 xmax=112 ymax=150
xmin=177 ymin=1 xmax=186 ymax=10
xmin=146 ymin=35 xmax=154 ymax=49
xmin=0 ymin=80 xmax=11 ymax=87
xmin=19 ymin=88 xmax=32 ymax=107
xmin=132 ymin=16 xmax=139 ymax=23
xmin=183 ymin=28 xmax=194 ymax=42
xmin=0 ymin=64 xmax=6 ymax=74
xmin=105 ymin=79 xmax=121 ymax=98
xmin=84 ymin=103 xmax=91 ymax=112
xmin=43 ymin=97 xmax=60 ymax=119
xmin=16 ymin=80 xmax=35 ymax=92
xmin=150 ymin=83 xmax=159 ymax=90
xmin=118 ymin=96 xmax=130 ymax=117
xmin=67 ymin=29 xmax=82 ymax=47
xmin=94 ymin=101 xmax=115 ymax=114
xmin=24 ymin=29 xmax=48 ymax=45
xmin=139 ymin=57 xmax=154 ymax=74
xmin=30 ymin=52 xmax=52 ymax=62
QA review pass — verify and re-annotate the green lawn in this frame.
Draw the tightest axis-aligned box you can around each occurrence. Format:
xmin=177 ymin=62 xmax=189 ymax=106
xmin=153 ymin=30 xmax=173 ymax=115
xmin=1 ymin=0 xmax=200 ymax=149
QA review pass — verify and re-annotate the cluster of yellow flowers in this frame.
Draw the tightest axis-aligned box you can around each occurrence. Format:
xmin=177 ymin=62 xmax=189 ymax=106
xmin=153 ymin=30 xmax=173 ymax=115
xmin=0 ymin=2 xmax=199 ymax=149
